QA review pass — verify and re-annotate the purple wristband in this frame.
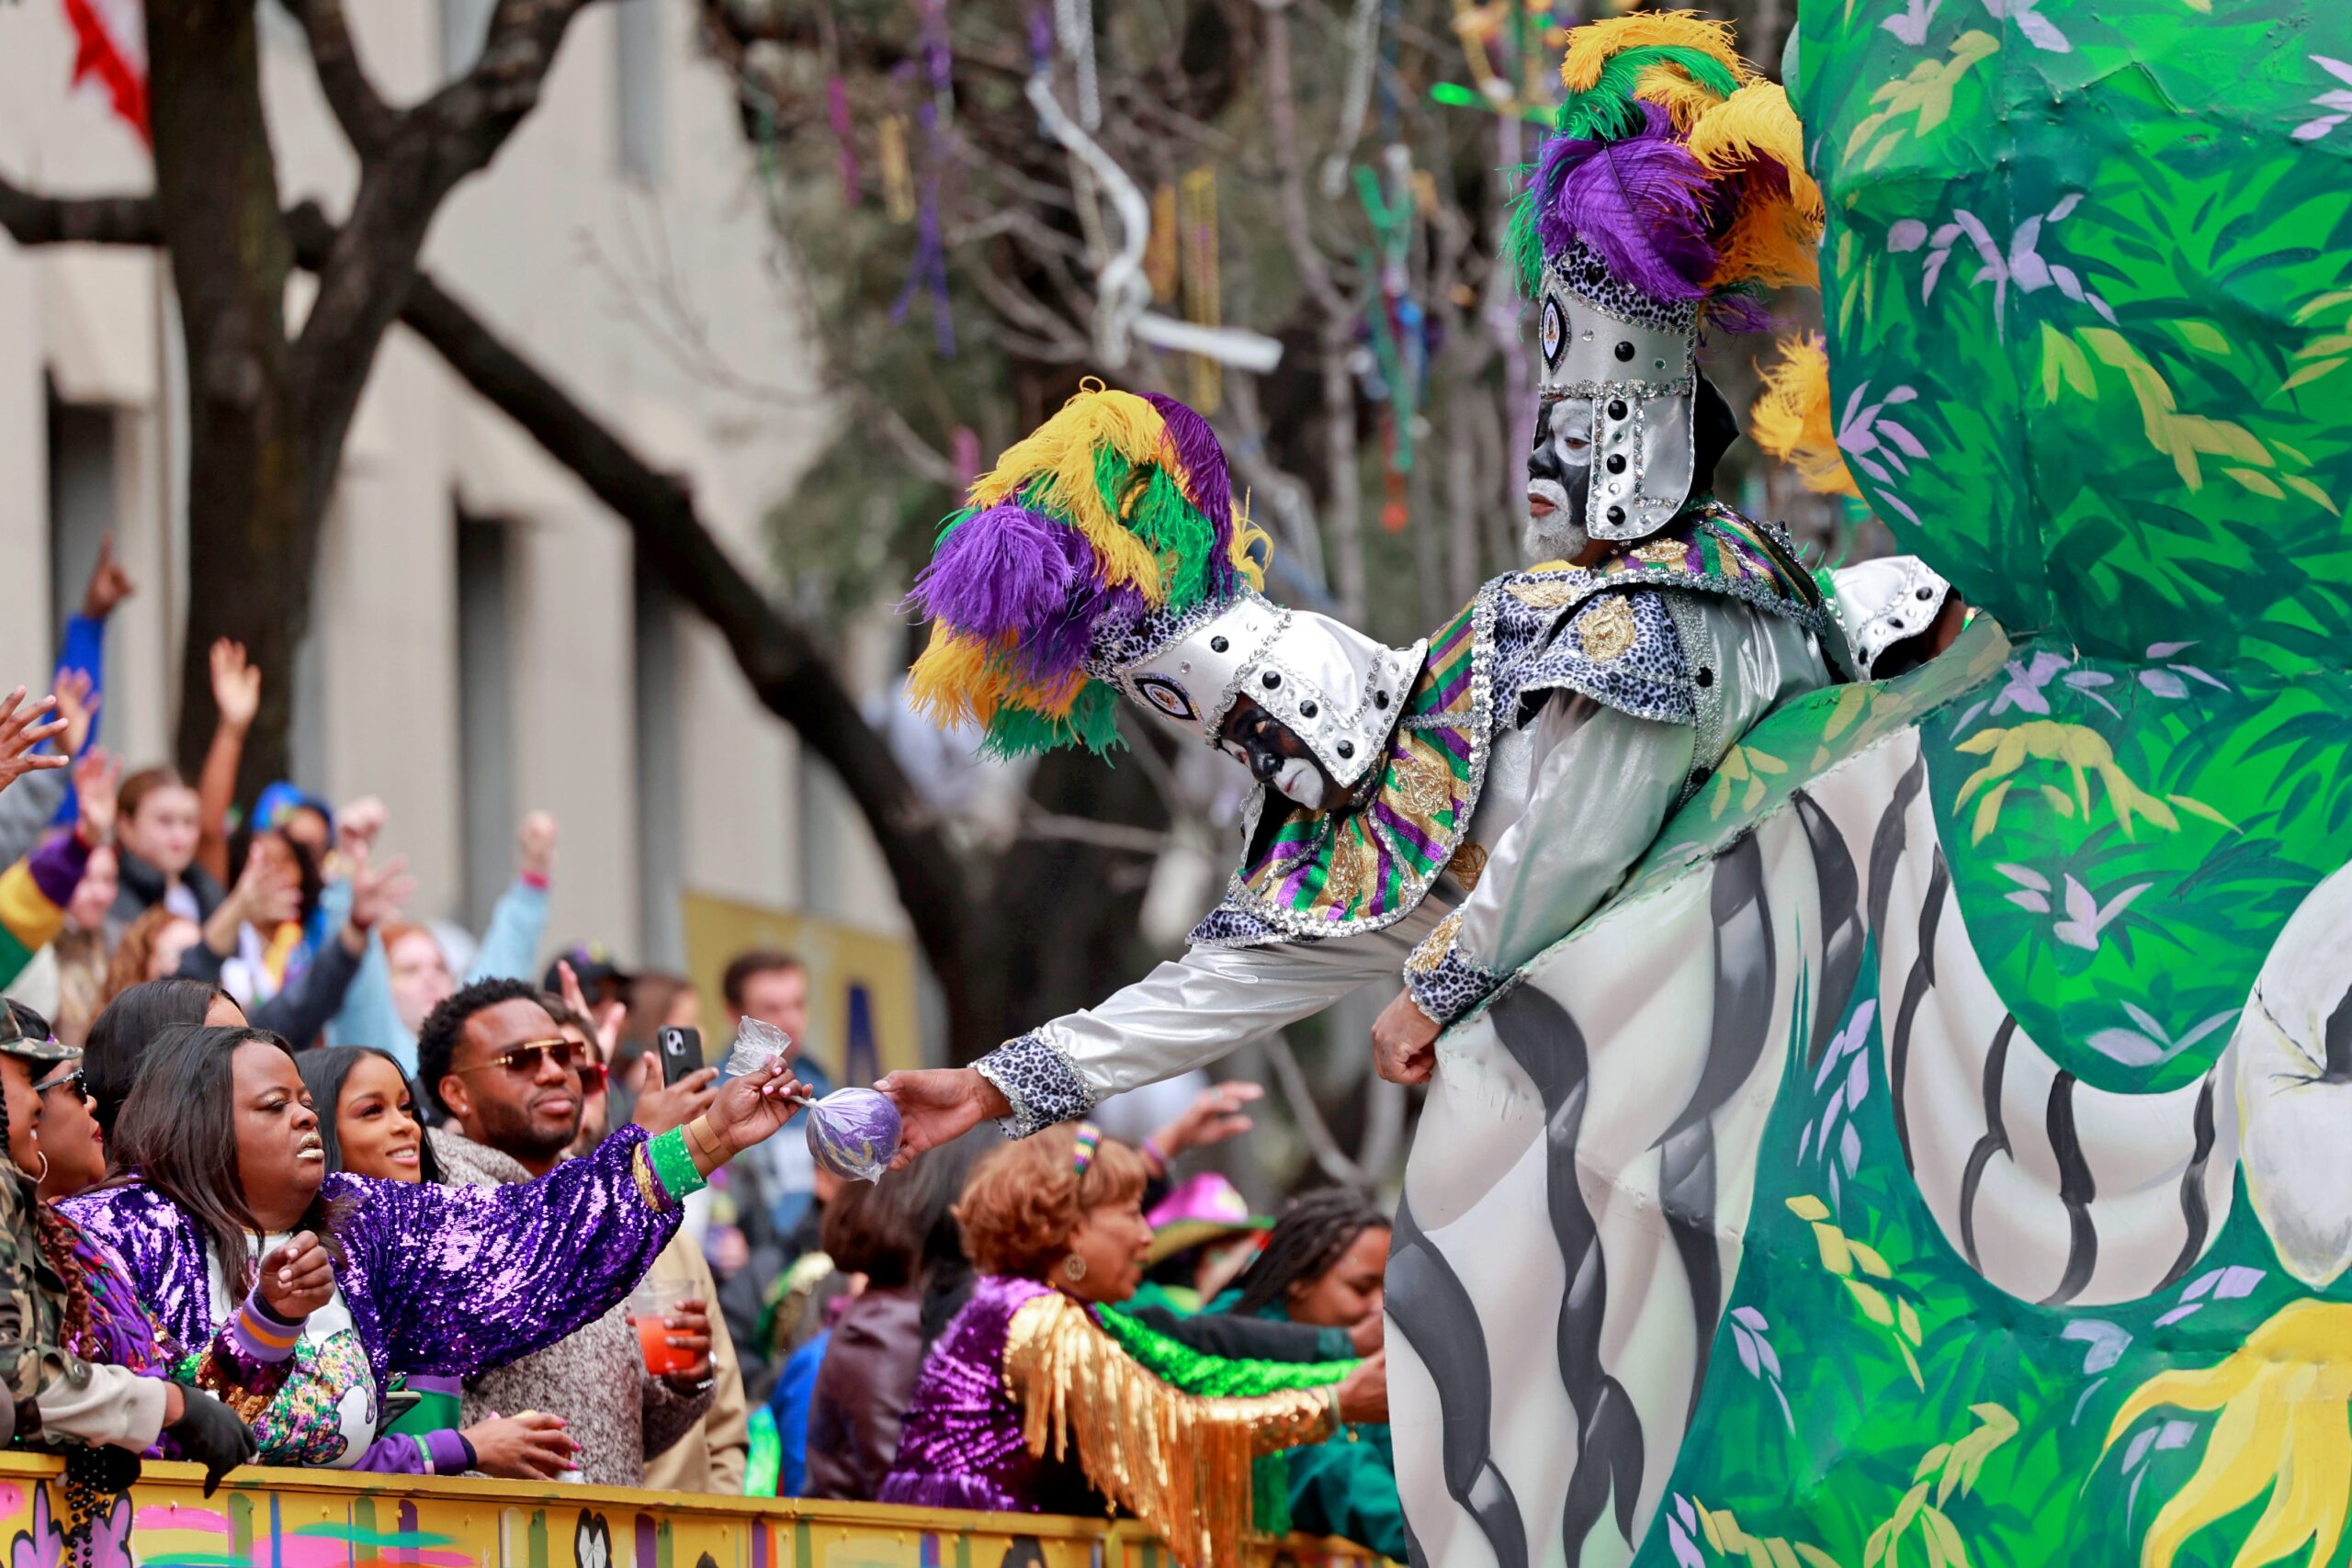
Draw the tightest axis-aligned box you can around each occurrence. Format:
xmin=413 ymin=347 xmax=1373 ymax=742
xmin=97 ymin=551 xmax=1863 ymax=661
xmin=424 ymin=1427 xmax=474 ymax=1474
xmin=229 ymin=1286 xmax=304 ymax=1364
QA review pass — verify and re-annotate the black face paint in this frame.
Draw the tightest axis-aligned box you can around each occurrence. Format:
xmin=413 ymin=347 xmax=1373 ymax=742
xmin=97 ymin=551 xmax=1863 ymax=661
xmin=1219 ymin=699 xmax=1345 ymax=808
xmin=1527 ymin=397 xmax=1596 ymax=545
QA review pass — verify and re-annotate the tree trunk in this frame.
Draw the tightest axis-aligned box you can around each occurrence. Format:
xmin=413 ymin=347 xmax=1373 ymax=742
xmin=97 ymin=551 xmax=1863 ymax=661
xmin=149 ymin=0 xmax=304 ymax=792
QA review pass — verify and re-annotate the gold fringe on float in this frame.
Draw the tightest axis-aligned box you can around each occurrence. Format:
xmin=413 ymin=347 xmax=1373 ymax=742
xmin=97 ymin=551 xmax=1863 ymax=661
xmin=1002 ymin=1292 xmax=1337 ymax=1568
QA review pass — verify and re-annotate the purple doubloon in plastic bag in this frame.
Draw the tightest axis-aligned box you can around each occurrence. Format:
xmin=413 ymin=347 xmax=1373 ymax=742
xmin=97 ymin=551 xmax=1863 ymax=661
xmin=805 ymin=1087 xmax=902 ymax=1182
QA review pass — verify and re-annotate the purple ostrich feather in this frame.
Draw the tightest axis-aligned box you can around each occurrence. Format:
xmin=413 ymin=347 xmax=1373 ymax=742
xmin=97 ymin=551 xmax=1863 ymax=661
xmin=1142 ymin=392 xmax=1238 ymax=592
xmin=1016 ymin=578 xmax=1146 ymax=685
xmin=906 ymin=502 xmax=1091 ymax=640
xmin=1537 ymin=102 xmax=1719 ymax=303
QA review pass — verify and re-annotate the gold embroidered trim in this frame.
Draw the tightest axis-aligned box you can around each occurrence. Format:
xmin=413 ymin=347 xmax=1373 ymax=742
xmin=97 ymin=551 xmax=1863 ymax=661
xmin=1320 ymin=830 xmax=1370 ymax=910
xmin=1003 ymin=1292 xmax=1335 ymax=1568
xmin=1633 ymin=538 xmax=1690 ymax=568
xmin=1408 ymin=910 xmax=1465 ymax=976
xmin=1391 ymin=754 xmax=1456 ymax=817
xmin=1577 ymin=596 xmax=1639 ymax=662
xmin=630 ymin=1145 xmax=667 ymax=1212
xmin=1506 ymin=579 xmax=1581 ymax=610
xmin=1446 ymin=842 xmax=1489 ymax=892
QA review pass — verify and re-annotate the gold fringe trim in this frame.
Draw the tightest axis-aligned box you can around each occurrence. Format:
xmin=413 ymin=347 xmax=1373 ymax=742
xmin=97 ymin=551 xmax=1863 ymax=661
xmin=1003 ymin=1291 xmax=1336 ymax=1568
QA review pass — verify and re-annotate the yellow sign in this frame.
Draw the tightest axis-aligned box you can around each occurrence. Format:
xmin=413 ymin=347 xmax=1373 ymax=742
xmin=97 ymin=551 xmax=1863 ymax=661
xmin=0 ymin=1454 xmax=1390 ymax=1568
xmin=679 ymin=892 xmax=925 ymax=1083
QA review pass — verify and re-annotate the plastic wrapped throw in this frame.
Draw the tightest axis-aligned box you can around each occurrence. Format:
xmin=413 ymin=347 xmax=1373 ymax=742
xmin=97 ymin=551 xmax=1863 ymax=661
xmin=805 ymin=1088 xmax=902 ymax=1182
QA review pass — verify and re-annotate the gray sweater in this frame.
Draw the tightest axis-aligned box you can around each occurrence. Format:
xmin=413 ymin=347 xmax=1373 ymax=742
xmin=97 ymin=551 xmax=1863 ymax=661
xmin=431 ymin=1128 xmax=713 ymax=1485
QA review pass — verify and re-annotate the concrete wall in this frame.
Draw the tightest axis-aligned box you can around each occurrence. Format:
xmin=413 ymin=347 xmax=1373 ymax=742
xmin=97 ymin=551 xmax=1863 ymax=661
xmin=0 ymin=0 xmax=909 ymax=973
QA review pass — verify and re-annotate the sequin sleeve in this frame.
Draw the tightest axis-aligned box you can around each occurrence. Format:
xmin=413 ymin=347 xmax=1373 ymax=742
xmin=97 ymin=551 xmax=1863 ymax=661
xmin=340 ymin=1125 xmax=684 ymax=1378
xmin=1002 ymin=1290 xmax=1337 ymax=1568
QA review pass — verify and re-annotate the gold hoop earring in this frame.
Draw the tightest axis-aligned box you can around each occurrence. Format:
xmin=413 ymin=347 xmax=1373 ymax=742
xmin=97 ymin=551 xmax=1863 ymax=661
xmin=1062 ymin=1254 xmax=1088 ymax=1284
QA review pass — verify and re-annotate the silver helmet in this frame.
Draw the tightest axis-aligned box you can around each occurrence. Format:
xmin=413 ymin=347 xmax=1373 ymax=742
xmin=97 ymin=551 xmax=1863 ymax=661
xmin=1538 ymin=237 xmax=1702 ymax=544
xmin=1086 ymin=592 xmax=1422 ymax=794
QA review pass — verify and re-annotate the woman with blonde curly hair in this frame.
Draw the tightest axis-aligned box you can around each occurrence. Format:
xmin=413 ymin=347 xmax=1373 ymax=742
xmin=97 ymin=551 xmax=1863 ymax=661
xmin=878 ymin=1125 xmax=1385 ymax=1566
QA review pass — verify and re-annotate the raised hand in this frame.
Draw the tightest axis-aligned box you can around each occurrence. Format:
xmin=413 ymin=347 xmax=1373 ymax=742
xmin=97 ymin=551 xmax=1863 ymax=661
xmin=347 ymin=848 xmax=414 ymax=934
xmin=0 ymin=690 xmax=68 ymax=795
xmin=73 ymin=748 xmax=121 ymax=845
xmin=209 ymin=640 xmax=261 ymax=734
xmin=699 ymin=1059 xmax=808 ymax=1159
xmin=874 ymin=1068 xmax=1011 ymax=1169
xmin=517 ymin=810 xmax=559 ymax=880
xmin=228 ymin=839 xmax=303 ymax=930
xmin=79 ymin=534 xmax=135 ymax=621
xmin=51 ymin=669 xmax=98 ymax=757
xmin=1149 ymin=1079 xmax=1264 ymax=1161
xmin=557 ymin=959 xmax=624 ymax=1060
xmin=256 ymin=1231 xmax=334 ymax=1320
xmin=629 ymin=1052 xmax=719 ymax=1138
xmin=335 ymin=795 xmax=388 ymax=858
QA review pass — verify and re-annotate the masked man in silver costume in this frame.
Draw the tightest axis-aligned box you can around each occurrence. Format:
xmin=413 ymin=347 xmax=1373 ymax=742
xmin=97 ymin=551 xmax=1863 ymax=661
xmin=881 ymin=352 xmax=1848 ymax=1156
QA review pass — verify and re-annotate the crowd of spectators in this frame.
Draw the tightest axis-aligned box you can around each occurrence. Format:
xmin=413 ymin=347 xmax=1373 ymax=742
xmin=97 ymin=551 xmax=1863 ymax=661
xmin=0 ymin=545 xmax=1401 ymax=1560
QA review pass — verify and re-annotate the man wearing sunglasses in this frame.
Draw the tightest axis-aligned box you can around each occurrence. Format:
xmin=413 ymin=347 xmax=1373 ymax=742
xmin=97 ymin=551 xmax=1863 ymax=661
xmin=424 ymin=976 xmax=728 ymax=1487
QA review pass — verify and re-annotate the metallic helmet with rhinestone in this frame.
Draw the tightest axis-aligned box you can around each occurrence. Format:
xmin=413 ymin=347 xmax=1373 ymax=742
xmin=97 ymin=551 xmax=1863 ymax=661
xmin=1087 ymin=592 xmax=1422 ymax=792
xmin=1511 ymin=16 xmax=1827 ymax=542
xmin=1831 ymin=556 xmax=1955 ymax=680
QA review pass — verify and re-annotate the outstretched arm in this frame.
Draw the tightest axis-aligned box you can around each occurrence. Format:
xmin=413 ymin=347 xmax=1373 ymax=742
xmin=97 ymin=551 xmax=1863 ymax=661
xmin=1374 ymin=695 xmax=1693 ymax=1083
xmin=883 ymin=925 xmax=1415 ymax=1150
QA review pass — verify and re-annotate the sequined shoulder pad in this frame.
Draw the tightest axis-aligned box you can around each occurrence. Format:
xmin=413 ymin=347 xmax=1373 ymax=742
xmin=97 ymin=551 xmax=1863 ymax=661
xmin=1493 ymin=583 xmax=1694 ymax=727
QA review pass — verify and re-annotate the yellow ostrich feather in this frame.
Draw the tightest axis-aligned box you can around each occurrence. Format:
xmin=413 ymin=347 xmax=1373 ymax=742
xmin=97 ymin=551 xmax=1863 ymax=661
xmin=908 ymin=625 xmax=1094 ymax=729
xmin=1712 ymin=188 xmax=1824 ymax=292
xmin=966 ymin=387 xmax=1173 ymax=601
xmin=1634 ymin=62 xmax=1731 ymax=133
xmin=907 ymin=626 xmax=1016 ymax=729
xmin=1689 ymin=84 xmax=1825 ymax=220
xmin=1749 ymin=335 xmax=1860 ymax=498
xmin=1559 ymin=11 xmax=1757 ymax=94
xmin=1227 ymin=502 xmax=1271 ymax=591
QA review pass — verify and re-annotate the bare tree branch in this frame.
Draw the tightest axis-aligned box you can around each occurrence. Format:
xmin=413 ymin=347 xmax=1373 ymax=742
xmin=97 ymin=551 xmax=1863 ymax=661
xmin=0 ymin=176 xmax=158 ymax=245
xmin=282 ymin=0 xmax=396 ymax=153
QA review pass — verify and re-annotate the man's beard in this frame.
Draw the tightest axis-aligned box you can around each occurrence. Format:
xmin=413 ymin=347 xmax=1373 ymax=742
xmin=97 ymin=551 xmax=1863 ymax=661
xmin=475 ymin=1095 xmax=581 ymax=1164
xmin=1521 ymin=479 xmax=1593 ymax=565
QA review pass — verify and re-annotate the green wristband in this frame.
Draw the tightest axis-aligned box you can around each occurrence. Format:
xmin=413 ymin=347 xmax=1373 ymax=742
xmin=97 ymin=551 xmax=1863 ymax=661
xmin=647 ymin=1127 xmax=707 ymax=1205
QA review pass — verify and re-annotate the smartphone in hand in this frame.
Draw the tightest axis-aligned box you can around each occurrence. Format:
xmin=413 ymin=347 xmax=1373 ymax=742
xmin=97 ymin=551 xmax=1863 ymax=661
xmin=657 ymin=1025 xmax=705 ymax=1082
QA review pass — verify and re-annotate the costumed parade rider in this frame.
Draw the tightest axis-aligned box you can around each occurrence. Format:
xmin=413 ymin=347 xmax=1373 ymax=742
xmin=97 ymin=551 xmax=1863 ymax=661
xmin=881 ymin=17 xmax=1858 ymax=1149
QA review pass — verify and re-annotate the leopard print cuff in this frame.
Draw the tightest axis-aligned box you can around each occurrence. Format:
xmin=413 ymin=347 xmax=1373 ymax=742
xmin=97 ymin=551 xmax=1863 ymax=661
xmin=974 ymin=1031 xmax=1098 ymax=1138
xmin=1405 ymin=913 xmax=1510 ymax=1024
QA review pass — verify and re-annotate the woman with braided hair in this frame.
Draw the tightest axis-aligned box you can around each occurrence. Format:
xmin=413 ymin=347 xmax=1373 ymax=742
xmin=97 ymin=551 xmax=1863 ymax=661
xmin=0 ymin=1001 xmax=260 ymax=1493
xmin=1211 ymin=1190 xmax=1401 ymax=1562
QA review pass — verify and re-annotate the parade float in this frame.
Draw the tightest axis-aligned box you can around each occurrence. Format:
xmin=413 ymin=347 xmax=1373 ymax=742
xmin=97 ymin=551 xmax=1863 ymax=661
xmin=1390 ymin=3 xmax=2352 ymax=1567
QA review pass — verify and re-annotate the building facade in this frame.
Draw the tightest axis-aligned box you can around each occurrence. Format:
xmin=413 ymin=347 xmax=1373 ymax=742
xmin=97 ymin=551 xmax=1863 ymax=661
xmin=0 ymin=0 xmax=914 ymax=1012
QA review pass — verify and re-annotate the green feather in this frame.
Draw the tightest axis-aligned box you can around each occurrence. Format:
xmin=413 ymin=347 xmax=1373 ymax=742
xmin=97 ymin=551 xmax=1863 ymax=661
xmin=1556 ymin=44 xmax=1743 ymax=141
xmin=981 ymin=680 xmax=1126 ymax=761
xmin=1126 ymin=466 xmax=1217 ymax=612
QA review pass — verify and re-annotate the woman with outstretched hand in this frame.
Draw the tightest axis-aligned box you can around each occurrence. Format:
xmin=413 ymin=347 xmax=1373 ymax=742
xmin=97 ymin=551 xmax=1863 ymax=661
xmin=63 ymin=1022 xmax=802 ymax=1472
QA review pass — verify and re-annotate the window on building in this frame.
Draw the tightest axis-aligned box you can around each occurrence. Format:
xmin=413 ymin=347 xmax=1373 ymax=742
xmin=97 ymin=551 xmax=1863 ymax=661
xmin=440 ymin=0 xmax=492 ymax=76
xmin=456 ymin=511 xmax=518 ymax=931
xmin=615 ymin=0 xmax=665 ymax=186
xmin=46 ymin=389 xmax=117 ymax=649
xmin=633 ymin=563 xmax=685 ymax=968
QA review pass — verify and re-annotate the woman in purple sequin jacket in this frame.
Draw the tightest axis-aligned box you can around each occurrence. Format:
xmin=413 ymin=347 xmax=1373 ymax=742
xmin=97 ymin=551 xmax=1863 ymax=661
xmin=62 ymin=1021 xmax=801 ymax=1473
xmin=880 ymin=1128 xmax=1386 ymax=1568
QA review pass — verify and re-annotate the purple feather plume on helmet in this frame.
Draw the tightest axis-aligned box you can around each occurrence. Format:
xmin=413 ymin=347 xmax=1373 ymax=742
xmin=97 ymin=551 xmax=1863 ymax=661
xmin=1015 ymin=578 xmax=1148 ymax=684
xmin=1537 ymin=101 xmax=1719 ymax=304
xmin=904 ymin=501 xmax=1094 ymax=641
xmin=1142 ymin=392 xmax=1239 ymax=595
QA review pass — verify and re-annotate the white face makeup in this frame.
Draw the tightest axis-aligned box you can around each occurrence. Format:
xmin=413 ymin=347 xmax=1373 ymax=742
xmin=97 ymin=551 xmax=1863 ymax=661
xmin=1526 ymin=395 xmax=1597 ymax=562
